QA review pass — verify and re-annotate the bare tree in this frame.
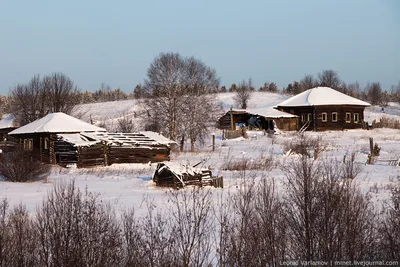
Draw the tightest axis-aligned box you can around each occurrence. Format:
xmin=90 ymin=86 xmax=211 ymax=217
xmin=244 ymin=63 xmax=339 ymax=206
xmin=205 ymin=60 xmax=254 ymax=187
xmin=44 ymin=72 xmax=81 ymax=113
xmin=281 ymin=156 xmax=322 ymax=260
xmin=233 ymin=78 xmax=253 ymax=109
xmin=378 ymin=181 xmax=400 ymax=259
xmin=35 ymin=181 xmax=123 ymax=267
xmin=180 ymin=56 xmax=220 ymax=151
xmin=10 ymin=73 xmax=80 ymax=125
xmin=300 ymin=74 xmax=316 ymax=91
xmin=347 ymin=82 xmax=361 ymax=98
xmin=317 ymin=70 xmax=341 ymax=89
xmin=116 ymin=113 xmax=135 ymax=133
xmin=10 ymin=75 xmax=48 ymax=125
xmin=367 ymin=82 xmax=383 ymax=105
xmin=141 ymin=52 xmax=220 ymax=145
xmin=168 ymin=188 xmax=214 ymax=267
xmin=391 ymin=81 xmax=400 ymax=103
xmin=141 ymin=52 xmax=188 ymax=141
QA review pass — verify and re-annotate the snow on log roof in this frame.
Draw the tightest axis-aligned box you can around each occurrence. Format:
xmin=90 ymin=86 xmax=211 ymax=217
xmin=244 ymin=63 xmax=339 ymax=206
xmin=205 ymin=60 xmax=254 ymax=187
xmin=139 ymin=131 xmax=177 ymax=145
xmin=0 ymin=114 xmax=18 ymax=129
xmin=82 ymin=132 xmax=166 ymax=147
xmin=276 ymin=87 xmax=371 ymax=107
xmin=57 ymin=133 xmax=101 ymax=147
xmin=227 ymin=108 xmax=298 ymax=118
xmin=9 ymin=112 xmax=106 ymax=135
xmin=155 ymin=162 xmax=208 ymax=177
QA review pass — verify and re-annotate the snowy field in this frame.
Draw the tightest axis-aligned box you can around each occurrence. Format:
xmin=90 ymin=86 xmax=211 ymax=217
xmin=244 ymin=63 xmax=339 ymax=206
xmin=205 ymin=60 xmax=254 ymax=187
xmin=1 ymin=92 xmax=400 ymax=215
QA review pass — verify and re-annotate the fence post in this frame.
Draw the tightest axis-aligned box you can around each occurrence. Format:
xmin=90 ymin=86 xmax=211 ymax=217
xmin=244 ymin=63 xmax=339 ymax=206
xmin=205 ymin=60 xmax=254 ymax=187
xmin=212 ymin=134 xmax=215 ymax=151
xmin=368 ymin=137 xmax=374 ymax=164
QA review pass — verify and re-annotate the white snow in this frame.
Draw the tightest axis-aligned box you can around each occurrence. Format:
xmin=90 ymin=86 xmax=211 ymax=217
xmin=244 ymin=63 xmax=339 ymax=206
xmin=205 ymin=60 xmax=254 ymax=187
xmin=57 ymin=133 xmax=101 ymax=147
xmin=0 ymin=114 xmax=17 ymax=129
xmin=228 ymin=107 xmax=297 ymax=118
xmin=1 ymin=92 xmax=399 ymax=217
xmin=9 ymin=112 xmax=106 ymax=135
xmin=139 ymin=131 xmax=177 ymax=145
xmin=276 ymin=87 xmax=371 ymax=107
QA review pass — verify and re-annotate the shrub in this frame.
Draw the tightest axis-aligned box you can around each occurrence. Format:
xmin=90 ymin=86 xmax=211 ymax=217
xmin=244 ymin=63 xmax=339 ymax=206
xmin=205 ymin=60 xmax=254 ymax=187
xmin=0 ymin=148 xmax=51 ymax=182
xmin=283 ymin=135 xmax=327 ymax=159
xmin=221 ymin=155 xmax=274 ymax=171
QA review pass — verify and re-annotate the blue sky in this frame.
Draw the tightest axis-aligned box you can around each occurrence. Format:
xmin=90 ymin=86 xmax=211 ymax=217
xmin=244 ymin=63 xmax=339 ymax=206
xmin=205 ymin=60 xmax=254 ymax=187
xmin=0 ymin=0 xmax=399 ymax=94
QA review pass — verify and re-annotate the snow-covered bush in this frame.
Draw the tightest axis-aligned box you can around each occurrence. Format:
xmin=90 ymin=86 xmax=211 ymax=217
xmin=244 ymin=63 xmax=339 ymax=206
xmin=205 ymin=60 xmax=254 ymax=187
xmin=283 ymin=134 xmax=327 ymax=159
xmin=0 ymin=148 xmax=50 ymax=182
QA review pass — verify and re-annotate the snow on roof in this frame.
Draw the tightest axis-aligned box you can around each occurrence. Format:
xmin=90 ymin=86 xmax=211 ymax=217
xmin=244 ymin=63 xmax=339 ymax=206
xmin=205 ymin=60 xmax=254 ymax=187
xmin=0 ymin=114 xmax=18 ymax=129
xmin=139 ymin=131 xmax=177 ymax=145
xmin=227 ymin=107 xmax=298 ymax=118
xmin=82 ymin=132 xmax=165 ymax=147
xmin=156 ymin=162 xmax=208 ymax=177
xmin=9 ymin=112 xmax=106 ymax=135
xmin=276 ymin=87 xmax=371 ymax=107
xmin=57 ymin=133 xmax=101 ymax=147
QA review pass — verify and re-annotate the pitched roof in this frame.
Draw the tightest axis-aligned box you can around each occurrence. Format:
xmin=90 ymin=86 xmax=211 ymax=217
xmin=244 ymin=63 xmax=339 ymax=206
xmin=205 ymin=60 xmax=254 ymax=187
xmin=9 ymin=112 xmax=106 ymax=135
xmin=276 ymin=87 xmax=371 ymax=107
xmin=0 ymin=114 xmax=18 ymax=130
xmin=227 ymin=108 xmax=298 ymax=118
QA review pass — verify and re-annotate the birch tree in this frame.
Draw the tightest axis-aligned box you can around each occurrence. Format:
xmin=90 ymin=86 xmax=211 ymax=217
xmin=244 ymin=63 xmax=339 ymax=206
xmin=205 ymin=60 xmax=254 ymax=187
xmin=141 ymin=52 xmax=220 ymax=151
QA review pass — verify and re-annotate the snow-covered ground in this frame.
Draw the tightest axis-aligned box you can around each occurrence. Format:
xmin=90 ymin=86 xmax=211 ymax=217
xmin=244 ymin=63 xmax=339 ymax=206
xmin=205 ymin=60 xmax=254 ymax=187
xmin=1 ymin=92 xmax=400 ymax=215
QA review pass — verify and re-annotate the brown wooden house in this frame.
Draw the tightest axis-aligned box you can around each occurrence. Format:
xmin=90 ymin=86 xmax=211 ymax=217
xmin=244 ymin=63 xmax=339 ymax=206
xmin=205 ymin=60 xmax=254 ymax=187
xmin=218 ymin=108 xmax=298 ymax=131
xmin=8 ymin=112 xmax=107 ymax=165
xmin=8 ymin=112 xmax=172 ymax=167
xmin=275 ymin=87 xmax=371 ymax=131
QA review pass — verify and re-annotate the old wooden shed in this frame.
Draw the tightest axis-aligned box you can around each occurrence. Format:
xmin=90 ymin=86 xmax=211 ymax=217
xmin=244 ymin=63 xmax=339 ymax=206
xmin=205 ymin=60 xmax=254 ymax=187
xmin=218 ymin=108 xmax=298 ymax=131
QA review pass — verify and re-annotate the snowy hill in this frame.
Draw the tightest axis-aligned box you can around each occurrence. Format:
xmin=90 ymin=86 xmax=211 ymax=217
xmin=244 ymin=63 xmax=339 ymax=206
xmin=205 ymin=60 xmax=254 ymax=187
xmin=72 ymin=92 xmax=400 ymax=128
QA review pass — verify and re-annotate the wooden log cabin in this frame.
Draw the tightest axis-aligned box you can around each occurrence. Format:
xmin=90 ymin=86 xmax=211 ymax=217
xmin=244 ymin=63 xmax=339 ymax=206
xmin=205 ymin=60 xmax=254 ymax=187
xmin=8 ymin=112 xmax=106 ymax=164
xmin=218 ymin=108 xmax=298 ymax=131
xmin=275 ymin=87 xmax=371 ymax=131
xmin=8 ymin=112 xmax=172 ymax=167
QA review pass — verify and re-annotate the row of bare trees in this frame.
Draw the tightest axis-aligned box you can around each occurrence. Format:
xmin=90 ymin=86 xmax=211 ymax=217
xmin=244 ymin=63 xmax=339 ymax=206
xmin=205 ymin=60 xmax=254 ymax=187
xmin=80 ymin=83 xmax=130 ymax=103
xmin=0 ymin=157 xmax=399 ymax=266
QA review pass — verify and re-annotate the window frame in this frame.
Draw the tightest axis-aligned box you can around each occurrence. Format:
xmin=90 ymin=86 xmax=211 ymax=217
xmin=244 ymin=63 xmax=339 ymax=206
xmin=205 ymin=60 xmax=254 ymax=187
xmin=322 ymin=112 xmax=327 ymax=122
xmin=354 ymin=113 xmax=359 ymax=123
xmin=332 ymin=112 xmax=338 ymax=122
xmin=44 ymin=137 xmax=50 ymax=150
xmin=307 ymin=113 xmax=312 ymax=122
xmin=345 ymin=112 xmax=351 ymax=123
xmin=24 ymin=138 xmax=33 ymax=151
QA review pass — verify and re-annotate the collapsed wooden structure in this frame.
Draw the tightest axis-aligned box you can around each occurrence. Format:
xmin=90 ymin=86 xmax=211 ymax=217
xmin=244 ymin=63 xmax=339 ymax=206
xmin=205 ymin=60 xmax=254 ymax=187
xmin=8 ymin=112 xmax=171 ymax=168
xmin=56 ymin=132 xmax=170 ymax=168
xmin=152 ymin=162 xmax=223 ymax=188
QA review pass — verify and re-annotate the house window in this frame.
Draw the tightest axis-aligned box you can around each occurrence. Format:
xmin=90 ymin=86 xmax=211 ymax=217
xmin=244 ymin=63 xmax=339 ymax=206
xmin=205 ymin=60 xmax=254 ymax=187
xmin=322 ymin=112 xmax=327 ymax=122
xmin=307 ymin=113 xmax=312 ymax=121
xmin=346 ymin=113 xmax=351 ymax=123
xmin=44 ymin=138 xmax=50 ymax=149
xmin=301 ymin=114 xmax=305 ymax=122
xmin=332 ymin=112 xmax=338 ymax=122
xmin=24 ymin=139 xmax=33 ymax=151
xmin=354 ymin=113 xmax=359 ymax=123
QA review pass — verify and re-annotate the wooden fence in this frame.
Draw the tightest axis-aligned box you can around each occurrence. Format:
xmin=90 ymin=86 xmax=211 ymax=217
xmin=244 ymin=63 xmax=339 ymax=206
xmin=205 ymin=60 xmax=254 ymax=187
xmin=371 ymin=117 xmax=400 ymax=129
xmin=222 ymin=128 xmax=247 ymax=140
